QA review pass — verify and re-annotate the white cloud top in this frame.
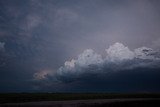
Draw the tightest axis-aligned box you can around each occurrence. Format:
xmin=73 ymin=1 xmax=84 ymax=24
xmin=106 ymin=42 xmax=134 ymax=61
xmin=58 ymin=49 xmax=103 ymax=75
xmin=76 ymin=49 xmax=103 ymax=67
xmin=64 ymin=59 xmax=76 ymax=68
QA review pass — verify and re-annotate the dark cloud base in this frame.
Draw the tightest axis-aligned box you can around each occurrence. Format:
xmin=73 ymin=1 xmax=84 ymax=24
xmin=53 ymin=69 xmax=160 ymax=92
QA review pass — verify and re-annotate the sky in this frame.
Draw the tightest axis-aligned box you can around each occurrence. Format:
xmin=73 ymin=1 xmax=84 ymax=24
xmin=0 ymin=0 xmax=160 ymax=92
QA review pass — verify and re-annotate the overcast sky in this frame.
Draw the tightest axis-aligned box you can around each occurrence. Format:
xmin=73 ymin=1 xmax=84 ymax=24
xmin=0 ymin=0 xmax=160 ymax=92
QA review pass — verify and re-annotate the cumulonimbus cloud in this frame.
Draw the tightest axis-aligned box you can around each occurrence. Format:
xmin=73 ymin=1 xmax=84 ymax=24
xmin=56 ymin=42 xmax=160 ymax=78
xmin=33 ymin=42 xmax=160 ymax=92
xmin=34 ymin=42 xmax=160 ymax=81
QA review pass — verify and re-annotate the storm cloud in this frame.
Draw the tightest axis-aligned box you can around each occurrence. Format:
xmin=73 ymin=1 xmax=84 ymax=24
xmin=33 ymin=43 xmax=160 ymax=92
xmin=55 ymin=43 xmax=159 ymax=75
xmin=0 ymin=0 xmax=160 ymax=92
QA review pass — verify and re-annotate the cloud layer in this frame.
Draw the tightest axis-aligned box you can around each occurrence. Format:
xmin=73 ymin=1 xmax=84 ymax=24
xmin=33 ymin=43 xmax=160 ymax=92
xmin=56 ymin=43 xmax=160 ymax=78
xmin=46 ymin=43 xmax=160 ymax=91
